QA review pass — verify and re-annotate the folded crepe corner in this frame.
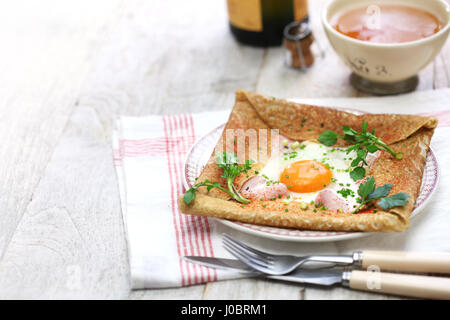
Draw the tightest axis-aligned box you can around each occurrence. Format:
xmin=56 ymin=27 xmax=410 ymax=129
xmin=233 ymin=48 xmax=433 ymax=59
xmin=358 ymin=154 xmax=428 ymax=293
xmin=179 ymin=90 xmax=437 ymax=233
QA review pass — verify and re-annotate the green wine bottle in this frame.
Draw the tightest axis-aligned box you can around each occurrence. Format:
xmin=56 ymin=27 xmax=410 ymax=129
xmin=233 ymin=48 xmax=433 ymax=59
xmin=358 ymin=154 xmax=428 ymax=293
xmin=226 ymin=0 xmax=308 ymax=47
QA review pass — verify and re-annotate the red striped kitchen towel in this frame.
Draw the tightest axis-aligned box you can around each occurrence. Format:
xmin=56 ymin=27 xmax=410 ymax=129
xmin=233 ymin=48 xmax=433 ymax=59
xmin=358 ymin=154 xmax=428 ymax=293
xmin=113 ymin=89 xmax=450 ymax=289
xmin=113 ymin=111 xmax=247 ymax=288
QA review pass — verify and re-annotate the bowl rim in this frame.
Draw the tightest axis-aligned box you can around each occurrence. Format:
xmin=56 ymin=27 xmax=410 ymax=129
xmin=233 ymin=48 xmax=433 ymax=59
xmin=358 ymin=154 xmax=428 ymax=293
xmin=322 ymin=0 xmax=450 ymax=48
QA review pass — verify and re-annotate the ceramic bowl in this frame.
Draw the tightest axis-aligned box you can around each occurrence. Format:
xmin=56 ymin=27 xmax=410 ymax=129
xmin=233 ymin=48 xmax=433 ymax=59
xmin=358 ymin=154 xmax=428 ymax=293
xmin=322 ymin=0 xmax=450 ymax=93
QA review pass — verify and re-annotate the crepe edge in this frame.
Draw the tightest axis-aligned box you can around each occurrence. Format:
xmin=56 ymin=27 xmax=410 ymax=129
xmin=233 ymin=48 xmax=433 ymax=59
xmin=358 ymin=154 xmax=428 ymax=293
xmin=178 ymin=194 xmax=408 ymax=232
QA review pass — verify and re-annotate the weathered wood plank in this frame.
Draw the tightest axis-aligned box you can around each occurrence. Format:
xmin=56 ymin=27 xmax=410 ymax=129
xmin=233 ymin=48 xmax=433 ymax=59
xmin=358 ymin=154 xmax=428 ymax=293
xmin=302 ymin=286 xmax=402 ymax=300
xmin=78 ymin=0 xmax=264 ymax=129
xmin=0 ymin=0 xmax=265 ymax=299
xmin=0 ymin=0 xmax=124 ymax=260
xmin=0 ymin=107 xmax=130 ymax=299
xmin=202 ymin=279 xmax=304 ymax=300
xmin=129 ymin=286 xmax=204 ymax=300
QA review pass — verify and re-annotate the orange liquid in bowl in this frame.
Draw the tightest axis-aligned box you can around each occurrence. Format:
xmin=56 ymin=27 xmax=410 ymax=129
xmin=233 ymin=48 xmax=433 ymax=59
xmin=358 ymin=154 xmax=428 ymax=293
xmin=331 ymin=5 xmax=443 ymax=44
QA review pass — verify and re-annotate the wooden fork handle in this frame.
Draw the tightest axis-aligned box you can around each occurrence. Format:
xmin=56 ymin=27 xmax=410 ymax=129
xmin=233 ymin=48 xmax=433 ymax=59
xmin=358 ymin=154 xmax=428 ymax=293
xmin=360 ymin=250 xmax=450 ymax=274
xmin=348 ymin=270 xmax=450 ymax=299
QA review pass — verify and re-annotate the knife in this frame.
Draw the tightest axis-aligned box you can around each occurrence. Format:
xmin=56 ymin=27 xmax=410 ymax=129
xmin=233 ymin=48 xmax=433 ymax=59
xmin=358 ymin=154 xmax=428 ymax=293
xmin=184 ymin=256 xmax=345 ymax=286
xmin=184 ymin=256 xmax=450 ymax=299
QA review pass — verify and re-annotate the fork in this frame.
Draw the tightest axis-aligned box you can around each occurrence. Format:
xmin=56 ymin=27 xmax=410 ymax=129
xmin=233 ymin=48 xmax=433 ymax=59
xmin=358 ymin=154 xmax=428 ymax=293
xmin=222 ymin=233 xmax=355 ymax=275
xmin=222 ymin=233 xmax=450 ymax=275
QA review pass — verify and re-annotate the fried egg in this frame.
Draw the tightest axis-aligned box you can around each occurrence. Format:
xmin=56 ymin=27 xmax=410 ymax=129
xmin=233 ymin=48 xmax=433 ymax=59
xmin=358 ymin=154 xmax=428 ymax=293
xmin=258 ymin=141 xmax=363 ymax=209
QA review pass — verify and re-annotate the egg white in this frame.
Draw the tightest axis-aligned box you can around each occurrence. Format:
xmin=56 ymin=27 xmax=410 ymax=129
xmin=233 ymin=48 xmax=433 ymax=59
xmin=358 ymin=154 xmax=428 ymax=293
xmin=259 ymin=141 xmax=362 ymax=209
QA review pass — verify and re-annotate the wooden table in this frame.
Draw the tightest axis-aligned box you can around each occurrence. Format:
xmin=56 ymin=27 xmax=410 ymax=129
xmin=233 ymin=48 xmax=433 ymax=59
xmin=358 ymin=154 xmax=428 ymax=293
xmin=0 ymin=0 xmax=448 ymax=299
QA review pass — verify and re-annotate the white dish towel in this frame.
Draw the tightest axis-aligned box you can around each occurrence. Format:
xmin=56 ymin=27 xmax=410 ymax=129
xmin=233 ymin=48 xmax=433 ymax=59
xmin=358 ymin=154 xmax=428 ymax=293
xmin=113 ymin=89 xmax=450 ymax=289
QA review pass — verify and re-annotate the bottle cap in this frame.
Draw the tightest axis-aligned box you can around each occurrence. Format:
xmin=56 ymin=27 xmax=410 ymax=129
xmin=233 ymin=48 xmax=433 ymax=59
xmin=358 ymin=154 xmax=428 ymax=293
xmin=283 ymin=20 xmax=314 ymax=70
xmin=283 ymin=20 xmax=312 ymax=41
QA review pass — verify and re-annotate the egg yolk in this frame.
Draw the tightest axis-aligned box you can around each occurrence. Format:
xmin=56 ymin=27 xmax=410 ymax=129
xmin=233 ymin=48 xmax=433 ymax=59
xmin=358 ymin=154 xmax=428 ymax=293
xmin=279 ymin=160 xmax=332 ymax=193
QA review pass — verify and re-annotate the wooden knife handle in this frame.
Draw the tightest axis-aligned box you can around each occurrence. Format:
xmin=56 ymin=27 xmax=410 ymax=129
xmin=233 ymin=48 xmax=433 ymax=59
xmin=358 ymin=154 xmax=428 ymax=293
xmin=348 ymin=270 xmax=450 ymax=299
xmin=360 ymin=250 xmax=450 ymax=274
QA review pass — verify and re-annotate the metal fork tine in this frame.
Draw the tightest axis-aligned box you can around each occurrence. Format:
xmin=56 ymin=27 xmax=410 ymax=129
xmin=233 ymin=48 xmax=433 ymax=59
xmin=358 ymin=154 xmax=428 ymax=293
xmin=222 ymin=243 xmax=252 ymax=265
xmin=222 ymin=241 xmax=269 ymax=272
xmin=223 ymin=241 xmax=270 ymax=269
xmin=223 ymin=237 xmax=272 ymax=267
xmin=222 ymin=234 xmax=273 ymax=260
xmin=222 ymin=236 xmax=268 ymax=263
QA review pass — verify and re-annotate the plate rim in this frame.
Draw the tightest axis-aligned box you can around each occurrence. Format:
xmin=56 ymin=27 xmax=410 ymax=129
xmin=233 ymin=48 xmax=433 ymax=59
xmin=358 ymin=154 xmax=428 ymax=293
xmin=183 ymin=120 xmax=439 ymax=243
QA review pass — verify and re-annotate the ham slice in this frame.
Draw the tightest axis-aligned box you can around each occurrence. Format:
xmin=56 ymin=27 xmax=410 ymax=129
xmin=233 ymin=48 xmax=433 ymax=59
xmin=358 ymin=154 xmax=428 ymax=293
xmin=240 ymin=176 xmax=289 ymax=200
xmin=314 ymin=189 xmax=350 ymax=212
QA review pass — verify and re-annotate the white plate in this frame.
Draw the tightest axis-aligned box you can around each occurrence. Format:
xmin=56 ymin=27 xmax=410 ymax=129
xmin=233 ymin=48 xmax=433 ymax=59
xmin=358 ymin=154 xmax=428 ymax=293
xmin=183 ymin=121 xmax=439 ymax=243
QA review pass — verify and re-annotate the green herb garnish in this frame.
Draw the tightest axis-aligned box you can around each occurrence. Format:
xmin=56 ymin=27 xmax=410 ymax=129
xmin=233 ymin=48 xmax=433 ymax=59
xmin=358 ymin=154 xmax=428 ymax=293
xmin=352 ymin=176 xmax=410 ymax=213
xmin=337 ymin=188 xmax=355 ymax=198
xmin=318 ymin=121 xmax=403 ymax=181
xmin=183 ymin=152 xmax=253 ymax=205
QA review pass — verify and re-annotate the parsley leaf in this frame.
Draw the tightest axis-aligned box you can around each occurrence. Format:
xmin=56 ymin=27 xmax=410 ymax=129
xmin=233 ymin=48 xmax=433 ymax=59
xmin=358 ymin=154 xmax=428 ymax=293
xmin=368 ymin=184 xmax=392 ymax=200
xmin=352 ymin=177 xmax=409 ymax=213
xmin=342 ymin=126 xmax=357 ymax=136
xmin=377 ymin=193 xmax=410 ymax=210
xmin=318 ymin=121 xmax=403 ymax=181
xmin=183 ymin=188 xmax=197 ymax=204
xmin=357 ymin=177 xmax=375 ymax=199
xmin=318 ymin=130 xmax=341 ymax=146
xmin=366 ymin=144 xmax=379 ymax=153
xmin=350 ymin=167 xmax=365 ymax=181
xmin=184 ymin=152 xmax=254 ymax=205
xmin=361 ymin=120 xmax=368 ymax=133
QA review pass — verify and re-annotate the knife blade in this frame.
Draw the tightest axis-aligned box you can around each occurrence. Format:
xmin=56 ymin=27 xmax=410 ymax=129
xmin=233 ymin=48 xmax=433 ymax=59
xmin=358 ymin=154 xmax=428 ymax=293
xmin=184 ymin=256 xmax=256 ymax=272
xmin=183 ymin=256 xmax=450 ymax=299
xmin=183 ymin=256 xmax=344 ymax=286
